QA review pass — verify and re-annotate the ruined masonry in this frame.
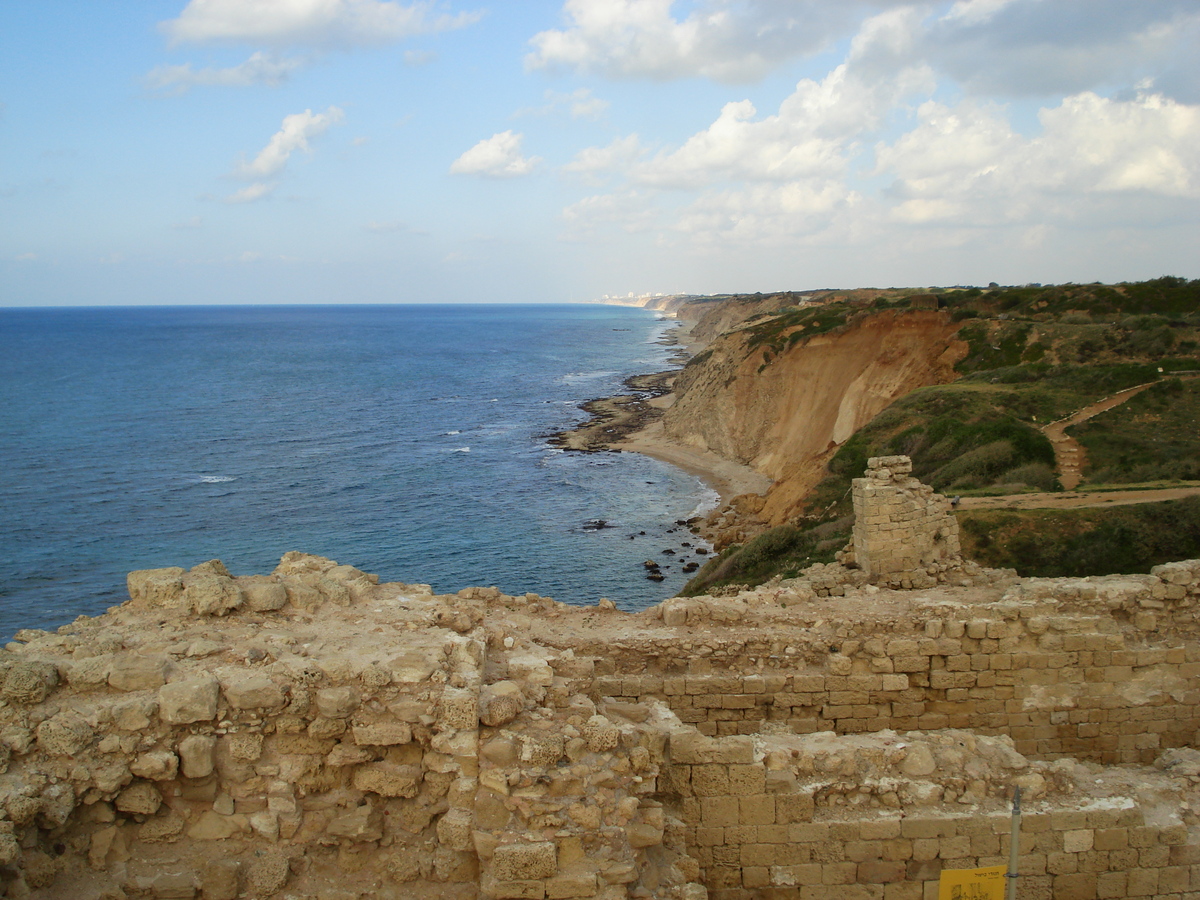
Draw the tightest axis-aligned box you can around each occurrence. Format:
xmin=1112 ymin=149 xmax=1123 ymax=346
xmin=0 ymin=466 xmax=1198 ymax=899
xmin=851 ymin=455 xmax=962 ymax=588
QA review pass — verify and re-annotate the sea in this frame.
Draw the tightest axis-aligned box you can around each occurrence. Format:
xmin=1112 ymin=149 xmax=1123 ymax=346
xmin=0 ymin=304 xmax=718 ymax=638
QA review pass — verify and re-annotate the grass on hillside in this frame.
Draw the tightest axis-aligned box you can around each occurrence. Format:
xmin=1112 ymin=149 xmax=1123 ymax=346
xmin=957 ymin=497 xmax=1200 ymax=577
xmin=681 ymin=518 xmax=852 ymax=596
xmin=1072 ymin=378 xmax=1200 ymax=484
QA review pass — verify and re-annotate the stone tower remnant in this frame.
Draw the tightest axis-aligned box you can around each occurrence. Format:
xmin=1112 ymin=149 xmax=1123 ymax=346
xmin=851 ymin=454 xmax=961 ymax=586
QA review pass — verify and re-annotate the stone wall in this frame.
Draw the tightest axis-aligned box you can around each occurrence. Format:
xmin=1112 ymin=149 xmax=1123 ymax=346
xmin=851 ymin=455 xmax=961 ymax=586
xmin=1 ymin=548 xmax=1199 ymax=899
xmin=657 ymin=726 xmax=1199 ymax=900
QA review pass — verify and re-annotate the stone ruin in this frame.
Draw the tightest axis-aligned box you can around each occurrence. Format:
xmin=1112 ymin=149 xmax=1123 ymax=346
xmin=0 ymin=468 xmax=1198 ymax=899
xmin=850 ymin=455 xmax=962 ymax=588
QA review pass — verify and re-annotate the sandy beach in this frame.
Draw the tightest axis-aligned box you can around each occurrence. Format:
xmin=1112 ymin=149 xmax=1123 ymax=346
xmin=552 ymin=310 xmax=773 ymax=507
xmin=614 ymin=417 xmax=772 ymax=505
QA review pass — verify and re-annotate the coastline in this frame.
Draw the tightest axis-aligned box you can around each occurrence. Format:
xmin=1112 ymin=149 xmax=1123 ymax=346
xmin=553 ymin=308 xmax=772 ymax=507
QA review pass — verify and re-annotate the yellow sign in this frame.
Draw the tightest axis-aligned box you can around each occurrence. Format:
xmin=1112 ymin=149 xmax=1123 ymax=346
xmin=938 ymin=865 xmax=1007 ymax=900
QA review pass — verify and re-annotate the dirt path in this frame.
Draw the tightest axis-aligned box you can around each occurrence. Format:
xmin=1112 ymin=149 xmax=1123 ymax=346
xmin=1039 ymin=380 xmax=1161 ymax=490
xmin=959 ymin=485 xmax=1200 ymax=511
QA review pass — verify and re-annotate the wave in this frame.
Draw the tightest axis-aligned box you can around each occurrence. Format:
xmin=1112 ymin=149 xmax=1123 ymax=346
xmin=444 ymin=430 xmax=461 ymax=435
xmin=198 ymin=475 xmax=236 ymax=484
xmin=451 ymin=447 xmax=470 ymax=453
xmin=560 ymin=371 xmax=618 ymax=384
xmin=688 ymin=486 xmax=721 ymax=518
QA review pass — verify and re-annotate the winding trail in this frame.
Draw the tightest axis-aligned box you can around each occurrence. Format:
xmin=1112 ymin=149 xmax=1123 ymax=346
xmin=1039 ymin=380 xmax=1162 ymax=490
xmin=959 ymin=373 xmax=1200 ymax=510
xmin=959 ymin=485 xmax=1200 ymax=511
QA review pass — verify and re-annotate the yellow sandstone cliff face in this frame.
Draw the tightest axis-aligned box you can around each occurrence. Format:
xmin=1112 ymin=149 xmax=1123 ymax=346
xmin=664 ymin=309 xmax=967 ymax=526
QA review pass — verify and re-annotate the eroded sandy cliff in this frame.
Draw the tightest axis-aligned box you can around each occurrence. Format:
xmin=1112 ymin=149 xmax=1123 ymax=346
xmin=662 ymin=308 xmax=967 ymax=527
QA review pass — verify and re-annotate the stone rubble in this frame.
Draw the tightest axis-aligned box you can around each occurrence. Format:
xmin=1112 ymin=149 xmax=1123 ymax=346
xmin=0 ymin=466 xmax=1199 ymax=898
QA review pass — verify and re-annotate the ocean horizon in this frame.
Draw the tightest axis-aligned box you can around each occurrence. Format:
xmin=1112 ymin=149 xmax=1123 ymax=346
xmin=0 ymin=303 xmax=716 ymax=637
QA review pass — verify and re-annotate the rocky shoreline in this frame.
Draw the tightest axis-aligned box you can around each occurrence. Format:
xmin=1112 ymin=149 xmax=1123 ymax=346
xmin=546 ymin=371 xmax=675 ymax=453
xmin=552 ymin=311 xmax=770 ymax=507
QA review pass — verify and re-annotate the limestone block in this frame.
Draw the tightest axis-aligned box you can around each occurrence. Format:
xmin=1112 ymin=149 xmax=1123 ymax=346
xmin=218 ymin=670 xmax=285 ymax=710
xmin=131 ymin=750 xmax=179 ymax=781
xmin=184 ymin=574 xmax=244 ymax=616
xmin=143 ymin=871 xmax=196 ymax=898
xmin=492 ymin=841 xmax=558 ymax=882
xmin=36 ymin=712 xmax=93 ymax=757
xmin=178 ymin=735 xmax=217 ymax=778
xmin=312 ymin=577 xmax=350 ymax=606
xmin=241 ymin=579 xmax=288 ymax=612
xmin=440 ymin=687 xmax=480 ymax=730
xmin=109 ymin=654 xmax=172 ymax=692
xmin=316 ymin=686 xmax=359 ymax=718
xmin=480 ymin=681 xmax=524 ymax=727
xmin=139 ymin=811 xmax=186 ymax=843
xmin=352 ymin=721 xmax=412 ymax=746
xmin=388 ymin=650 xmax=439 ymax=683
xmin=116 ymin=781 xmax=162 ymax=816
xmin=900 ymin=744 xmax=936 ymax=777
xmin=159 ymin=676 xmax=219 ymax=724
xmin=353 ymin=762 xmax=421 ymax=797
xmin=480 ymin=876 xmax=544 ymax=900
xmin=521 ymin=732 xmax=565 ymax=766
xmin=284 ymin=581 xmax=321 ymax=611
xmin=200 ymin=861 xmax=240 ymax=900
xmin=671 ymin=730 xmax=754 ymax=765
xmin=626 ymin=822 xmax=664 ymax=848
xmin=583 ymin=715 xmax=620 ymax=753
xmin=437 ymin=808 xmax=475 ymax=852
xmin=126 ymin=567 xmax=186 ymax=607
xmin=246 ymin=850 xmax=290 ymax=896
xmin=188 ymin=810 xmax=240 ymax=840
xmin=661 ymin=598 xmax=690 ymax=627
xmin=64 ymin=656 xmax=111 ymax=690
xmin=226 ymin=731 xmax=264 ymax=760
xmin=1 ymin=659 xmax=59 ymax=704
xmin=326 ymin=804 xmax=383 ymax=842
xmin=504 ymin=651 xmax=554 ymax=686
xmin=547 ymin=872 xmax=598 ymax=899
xmin=249 ymin=811 xmax=279 ymax=841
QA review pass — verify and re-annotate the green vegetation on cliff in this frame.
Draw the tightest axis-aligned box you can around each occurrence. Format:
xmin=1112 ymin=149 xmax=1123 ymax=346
xmin=685 ymin=277 xmax=1200 ymax=592
xmin=958 ymin=497 xmax=1200 ymax=577
xmin=800 ymin=278 xmax=1200 ymax=520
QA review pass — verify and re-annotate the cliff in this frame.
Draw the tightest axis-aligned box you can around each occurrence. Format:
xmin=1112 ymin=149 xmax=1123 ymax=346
xmin=662 ymin=307 xmax=966 ymax=530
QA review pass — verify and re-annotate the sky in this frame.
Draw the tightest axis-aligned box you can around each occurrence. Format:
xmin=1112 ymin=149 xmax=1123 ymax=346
xmin=2 ymin=0 xmax=1199 ymax=306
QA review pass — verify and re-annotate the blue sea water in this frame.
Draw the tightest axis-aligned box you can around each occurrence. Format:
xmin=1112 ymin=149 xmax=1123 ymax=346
xmin=0 ymin=304 xmax=717 ymax=638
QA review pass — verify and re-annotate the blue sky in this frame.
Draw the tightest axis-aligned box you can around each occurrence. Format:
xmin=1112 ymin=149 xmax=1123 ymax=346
xmin=2 ymin=0 xmax=1199 ymax=305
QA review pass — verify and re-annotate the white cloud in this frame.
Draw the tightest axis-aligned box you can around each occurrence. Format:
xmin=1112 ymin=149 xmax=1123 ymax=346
xmin=527 ymin=0 xmax=913 ymax=83
xmin=145 ymin=51 xmax=304 ymax=93
xmin=234 ymin=107 xmax=344 ymax=179
xmin=563 ymin=134 xmax=645 ymax=182
xmin=920 ymin=0 xmax=1200 ymax=100
xmin=561 ymin=190 xmax=661 ymax=236
xmin=518 ymin=88 xmax=610 ymax=120
xmin=225 ymin=182 xmax=277 ymax=203
xmin=874 ymin=91 xmax=1200 ymax=227
xmin=565 ymin=35 xmax=934 ymax=192
xmin=404 ymin=49 xmax=437 ymax=66
xmin=555 ymin=1 xmax=1200 ymax=252
xmin=162 ymin=0 xmax=480 ymax=48
xmin=449 ymin=131 xmax=541 ymax=178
